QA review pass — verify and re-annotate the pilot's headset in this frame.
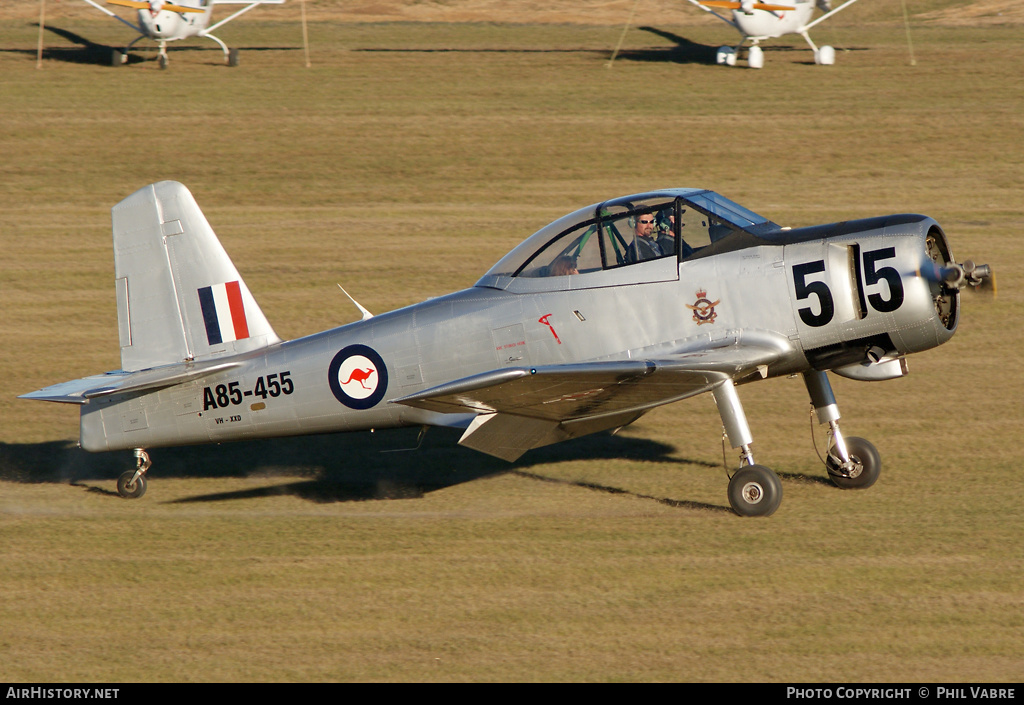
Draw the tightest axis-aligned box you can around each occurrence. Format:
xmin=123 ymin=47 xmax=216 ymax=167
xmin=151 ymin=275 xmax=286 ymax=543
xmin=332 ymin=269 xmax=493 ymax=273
xmin=628 ymin=211 xmax=651 ymax=229
xmin=656 ymin=209 xmax=673 ymax=235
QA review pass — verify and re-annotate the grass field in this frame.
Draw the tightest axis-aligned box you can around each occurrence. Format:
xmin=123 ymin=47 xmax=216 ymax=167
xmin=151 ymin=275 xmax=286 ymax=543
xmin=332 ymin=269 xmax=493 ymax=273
xmin=2 ymin=1 xmax=1023 ymax=682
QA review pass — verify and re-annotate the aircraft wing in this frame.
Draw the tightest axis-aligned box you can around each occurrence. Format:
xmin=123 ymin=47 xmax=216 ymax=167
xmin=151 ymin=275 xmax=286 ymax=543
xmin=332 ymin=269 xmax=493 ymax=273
xmin=392 ymin=343 xmax=784 ymax=461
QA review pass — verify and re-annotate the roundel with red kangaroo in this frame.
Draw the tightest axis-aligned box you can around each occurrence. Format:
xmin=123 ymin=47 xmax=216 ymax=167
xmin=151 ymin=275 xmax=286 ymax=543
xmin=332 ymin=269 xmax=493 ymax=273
xmin=328 ymin=344 xmax=388 ymax=409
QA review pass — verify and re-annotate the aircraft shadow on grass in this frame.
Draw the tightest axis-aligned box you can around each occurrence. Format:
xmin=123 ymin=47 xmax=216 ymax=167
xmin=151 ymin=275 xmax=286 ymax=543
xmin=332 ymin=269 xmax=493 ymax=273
xmin=0 ymin=428 xmax=830 ymax=511
xmin=625 ymin=27 xmax=869 ymax=66
xmin=621 ymin=27 xmax=720 ymax=65
xmin=1 ymin=24 xmax=295 ymax=66
xmin=0 ymin=24 xmax=141 ymax=65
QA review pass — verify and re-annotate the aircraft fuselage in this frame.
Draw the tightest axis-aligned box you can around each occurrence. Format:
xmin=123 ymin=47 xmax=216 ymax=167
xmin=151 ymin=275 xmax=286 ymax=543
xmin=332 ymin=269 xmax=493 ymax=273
xmin=732 ymin=1 xmax=815 ymax=39
xmin=79 ymin=213 xmax=957 ymax=453
xmin=137 ymin=7 xmax=209 ymax=40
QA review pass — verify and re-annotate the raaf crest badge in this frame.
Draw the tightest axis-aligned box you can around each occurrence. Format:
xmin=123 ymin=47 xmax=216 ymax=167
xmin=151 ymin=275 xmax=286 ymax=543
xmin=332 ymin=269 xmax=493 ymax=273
xmin=686 ymin=289 xmax=720 ymax=325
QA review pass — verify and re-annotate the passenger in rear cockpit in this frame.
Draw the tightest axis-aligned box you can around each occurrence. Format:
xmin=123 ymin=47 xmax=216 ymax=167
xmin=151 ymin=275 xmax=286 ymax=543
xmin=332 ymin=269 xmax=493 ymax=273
xmin=656 ymin=210 xmax=676 ymax=256
xmin=549 ymin=255 xmax=578 ymax=276
xmin=656 ymin=209 xmax=694 ymax=258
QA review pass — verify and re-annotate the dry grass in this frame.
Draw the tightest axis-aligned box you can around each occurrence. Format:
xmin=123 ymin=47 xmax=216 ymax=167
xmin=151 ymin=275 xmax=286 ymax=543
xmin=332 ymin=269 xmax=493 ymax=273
xmin=1 ymin=6 xmax=1023 ymax=682
xmin=7 ymin=0 xmax=1024 ymax=26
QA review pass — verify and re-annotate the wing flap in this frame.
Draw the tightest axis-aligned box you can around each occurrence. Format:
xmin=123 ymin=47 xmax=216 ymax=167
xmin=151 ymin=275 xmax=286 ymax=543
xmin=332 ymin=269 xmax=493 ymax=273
xmin=456 ymin=408 xmax=649 ymax=462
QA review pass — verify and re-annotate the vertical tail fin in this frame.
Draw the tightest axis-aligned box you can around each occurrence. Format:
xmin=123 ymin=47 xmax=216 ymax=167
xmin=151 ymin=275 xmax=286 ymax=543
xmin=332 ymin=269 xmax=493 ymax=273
xmin=112 ymin=181 xmax=280 ymax=372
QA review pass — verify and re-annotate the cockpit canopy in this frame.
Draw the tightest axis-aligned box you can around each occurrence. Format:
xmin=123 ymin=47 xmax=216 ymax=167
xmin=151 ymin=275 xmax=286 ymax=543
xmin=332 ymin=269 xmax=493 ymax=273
xmin=476 ymin=189 xmax=778 ymax=292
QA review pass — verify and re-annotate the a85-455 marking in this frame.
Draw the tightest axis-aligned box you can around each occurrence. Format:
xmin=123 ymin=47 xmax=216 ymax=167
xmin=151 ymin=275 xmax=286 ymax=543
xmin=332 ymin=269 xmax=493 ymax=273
xmin=203 ymin=371 xmax=295 ymax=410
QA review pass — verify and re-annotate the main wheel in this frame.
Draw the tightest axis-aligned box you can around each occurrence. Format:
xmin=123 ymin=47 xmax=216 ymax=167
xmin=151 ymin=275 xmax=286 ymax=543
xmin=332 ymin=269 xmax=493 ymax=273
xmin=748 ymin=46 xmax=764 ymax=69
xmin=826 ymin=436 xmax=880 ymax=490
xmin=117 ymin=471 xmax=147 ymax=499
xmin=227 ymin=48 xmax=239 ymax=67
xmin=728 ymin=465 xmax=782 ymax=517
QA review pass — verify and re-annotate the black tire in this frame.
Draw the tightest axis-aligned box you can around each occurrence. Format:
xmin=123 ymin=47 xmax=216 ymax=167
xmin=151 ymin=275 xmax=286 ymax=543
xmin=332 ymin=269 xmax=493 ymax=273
xmin=826 ymin=436 xmax=881 ymax=490
xmin=728 ymin=465 xmax=782 ymax=517
xmin=117 ymin=470 xmax=147 ymax=499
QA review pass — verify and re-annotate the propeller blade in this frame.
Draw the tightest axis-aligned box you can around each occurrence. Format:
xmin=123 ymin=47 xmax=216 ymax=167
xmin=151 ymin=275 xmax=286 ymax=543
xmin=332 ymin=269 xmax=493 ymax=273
xmin=106 ymin=0 xmax=206 ymax=13
xmin=700 ymin=1 xmax=797 ymax=10
xmin=163 ymin=2 xmax=206 ymax=13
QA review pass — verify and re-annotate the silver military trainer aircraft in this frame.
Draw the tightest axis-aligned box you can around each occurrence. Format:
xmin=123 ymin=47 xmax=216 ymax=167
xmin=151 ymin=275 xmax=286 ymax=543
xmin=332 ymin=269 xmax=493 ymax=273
xmin=21 ymin=182 xmax=991 ymax=516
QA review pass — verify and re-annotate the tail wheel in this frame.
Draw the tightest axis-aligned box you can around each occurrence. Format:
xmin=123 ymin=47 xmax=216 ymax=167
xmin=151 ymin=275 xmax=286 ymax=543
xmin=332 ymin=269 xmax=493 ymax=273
xmin=826 ymin=436 xmax=881 ymax=489
xmin=728 ymin=465 xmax=782 ymax=517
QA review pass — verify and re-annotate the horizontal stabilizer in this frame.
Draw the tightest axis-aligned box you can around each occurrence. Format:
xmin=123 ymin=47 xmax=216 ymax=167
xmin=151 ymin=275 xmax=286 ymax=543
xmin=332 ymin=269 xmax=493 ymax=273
xmin=20 ymin=359 xmax=242 ymax=405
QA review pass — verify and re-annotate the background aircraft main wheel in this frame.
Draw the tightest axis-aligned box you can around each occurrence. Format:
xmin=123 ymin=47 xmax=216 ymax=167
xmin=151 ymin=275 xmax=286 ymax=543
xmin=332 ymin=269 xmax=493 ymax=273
xmin=748 ymin=46 xmax=764 ymax=69
xmin=728 ymin=465 xmax=782 ymax=517
xmin=826 ymin=436 xmax=880 ymax=489
xmin=111 ymin=50 xmax=124 ymax=66
xmin=228 ymin=49 xmax=239 ymax=67
xmin=117 ymin=471 xmax=147 ymax=499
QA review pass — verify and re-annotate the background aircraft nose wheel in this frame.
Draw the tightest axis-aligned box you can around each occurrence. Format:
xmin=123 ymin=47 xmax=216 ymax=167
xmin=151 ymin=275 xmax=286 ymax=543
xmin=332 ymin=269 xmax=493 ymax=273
xmin=728 ymin=464 xmax=782 ymax=517
xmin=826 ymin=436 xmax=880 ymax=489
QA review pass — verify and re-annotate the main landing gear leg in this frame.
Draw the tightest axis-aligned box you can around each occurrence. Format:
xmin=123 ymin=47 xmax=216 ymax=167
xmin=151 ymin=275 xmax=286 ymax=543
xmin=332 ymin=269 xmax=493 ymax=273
xmin=713 ymin=379 xmax=782 ymax=517
xmin=803 ymin=370 xmax=881 ymax=489
xmin=112 ymin=34 xmax=144 ymax=66
xmin=117 ymin=449 xmax=151 ymax=499
xmin=204 ymin=32 xmax=238 ymax=66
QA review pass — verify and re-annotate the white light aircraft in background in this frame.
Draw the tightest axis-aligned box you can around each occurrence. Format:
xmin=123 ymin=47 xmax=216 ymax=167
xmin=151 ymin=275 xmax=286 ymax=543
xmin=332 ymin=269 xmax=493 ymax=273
xmin=685 ymin=0 xmax=861 ymax=68
xmin=80 ymin=0 xmax=285 ymax=68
